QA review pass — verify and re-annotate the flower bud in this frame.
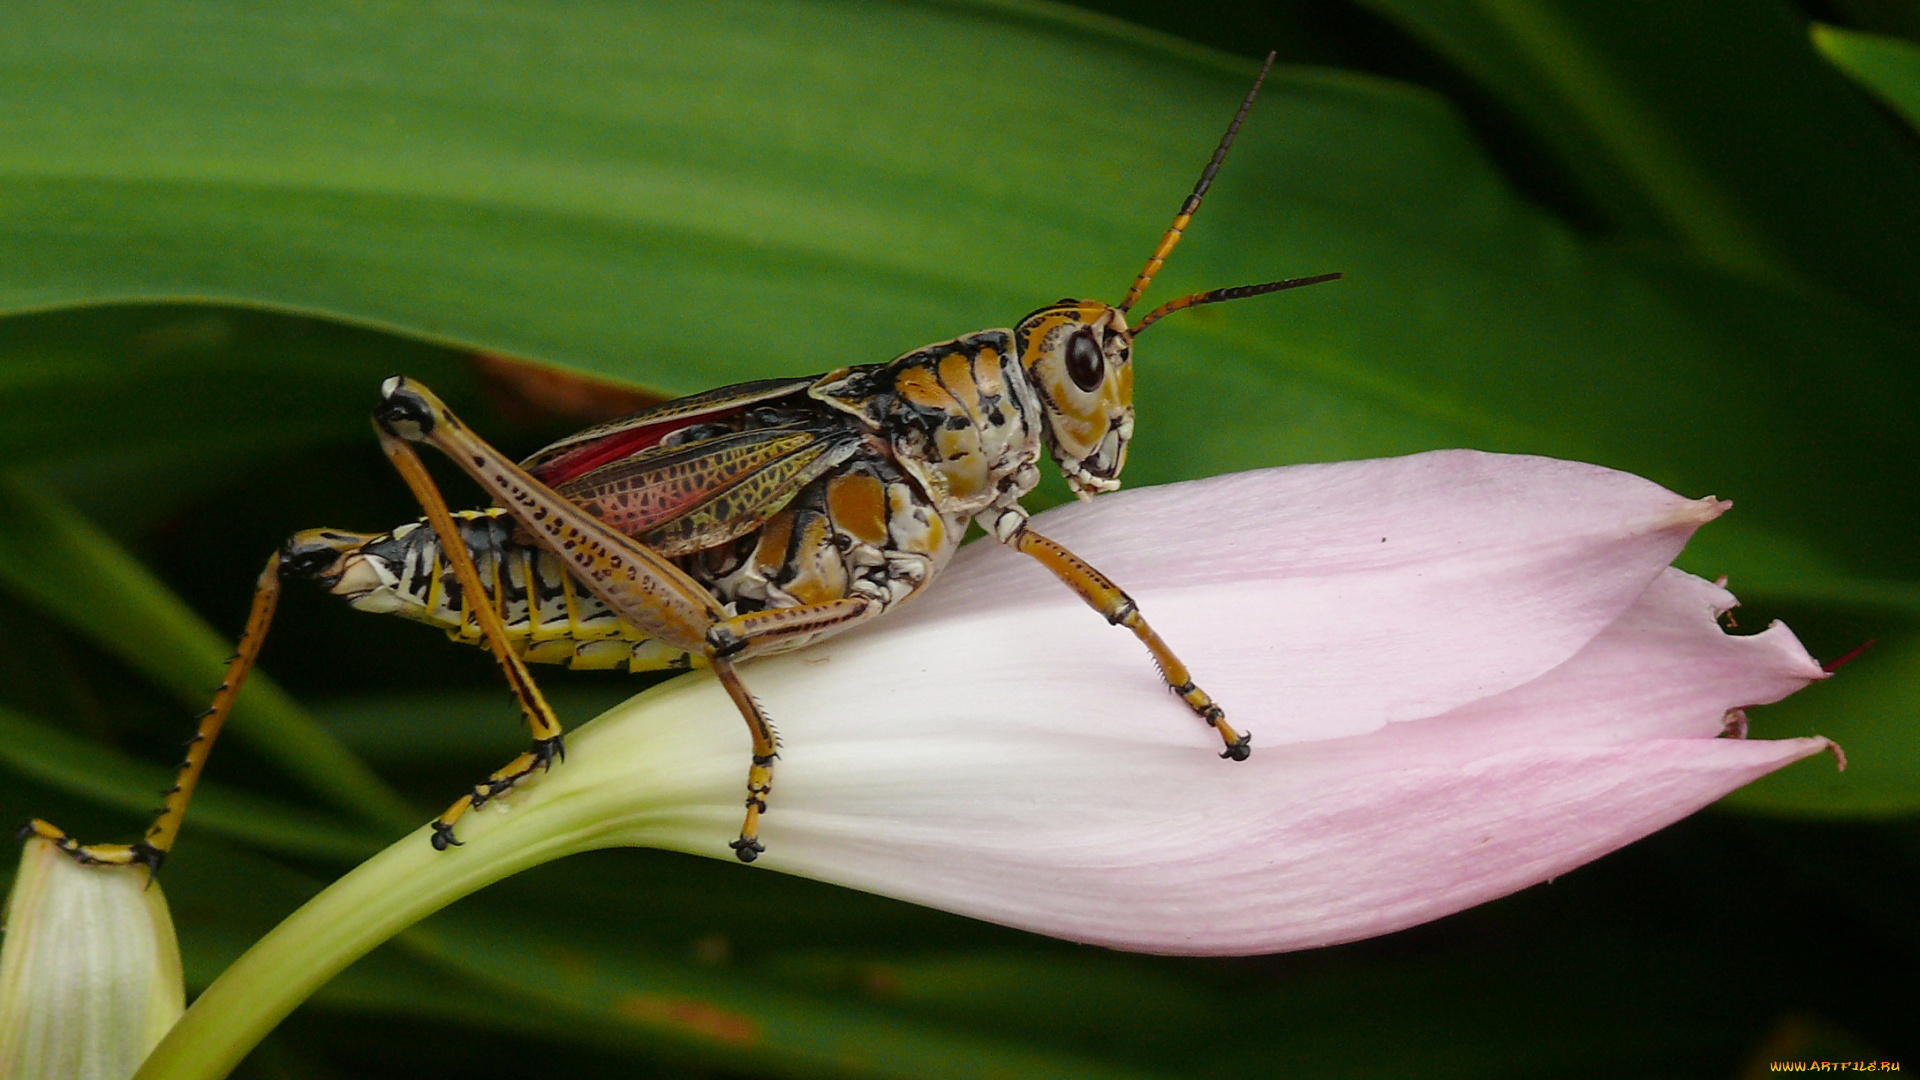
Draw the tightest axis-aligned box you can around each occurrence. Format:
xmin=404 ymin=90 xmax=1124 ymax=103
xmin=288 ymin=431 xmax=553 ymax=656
xmin=0 ymin=837 xmax=184 ymax=1080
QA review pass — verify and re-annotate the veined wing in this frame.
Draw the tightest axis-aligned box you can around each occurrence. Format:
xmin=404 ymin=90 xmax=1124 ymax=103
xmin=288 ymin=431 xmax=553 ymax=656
xmin=520 ymin=377 xmax=818 ymax=486
xmin=554 ymin=423 xmax=868 ymax=556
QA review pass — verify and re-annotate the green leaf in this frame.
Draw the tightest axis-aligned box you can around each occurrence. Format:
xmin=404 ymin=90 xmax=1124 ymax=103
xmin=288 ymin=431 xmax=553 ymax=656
xmin=1348 ymin=0 xmax=1920 ymax=321
xmin=0 ymin=477 xmax=414 ymax=831
xmin=309 ymin=686 xmax=633 ymax=768
xmin=0 ymin=306 xmax=482 ymax=472
xmin=1813 ymin=22 xmax=1920 ymax=132
xmin=0 ymin=2 xmax=1912 ymax=588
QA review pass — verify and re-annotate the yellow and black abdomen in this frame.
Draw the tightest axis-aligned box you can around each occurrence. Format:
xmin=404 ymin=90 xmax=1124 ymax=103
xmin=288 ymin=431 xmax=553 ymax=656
xmin=307 ymin=510 xmax=699 ymax=673
xmin=301 ymin=448 xmax=963 ymax=671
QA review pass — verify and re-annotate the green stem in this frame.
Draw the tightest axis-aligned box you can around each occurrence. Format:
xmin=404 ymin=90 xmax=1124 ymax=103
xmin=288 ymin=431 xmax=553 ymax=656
xmin=130 ymin=814 xmax=604 ymax=1080
xmin=127 ymin=682 xmax=719 ymax=1080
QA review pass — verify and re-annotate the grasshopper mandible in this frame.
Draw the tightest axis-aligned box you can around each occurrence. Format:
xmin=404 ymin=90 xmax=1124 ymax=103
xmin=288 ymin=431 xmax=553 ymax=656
xmin=26 ymin=52 xmax=1338 ymax=870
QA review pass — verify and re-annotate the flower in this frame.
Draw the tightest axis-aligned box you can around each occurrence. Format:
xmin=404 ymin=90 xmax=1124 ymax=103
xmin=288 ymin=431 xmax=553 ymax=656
xmin=0 ymin=838 xmax=185 ymax=1080
xmin=142 ymin=451 xmax=1833 ymax=1077
xmin=562 ymin=449 xmax=1834 ymax=953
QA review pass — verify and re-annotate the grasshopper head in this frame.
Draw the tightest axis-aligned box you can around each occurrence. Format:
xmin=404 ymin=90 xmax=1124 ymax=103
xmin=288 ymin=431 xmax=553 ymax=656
xmin=1014 ymin=299 xmax=1135 ymax=500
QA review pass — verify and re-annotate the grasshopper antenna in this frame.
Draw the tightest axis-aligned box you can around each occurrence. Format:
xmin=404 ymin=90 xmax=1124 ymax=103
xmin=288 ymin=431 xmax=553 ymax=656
xmin=1131 ymin=272 xmax=1342 ymax=335
xmin=1117 ymin=50 xmax=1277 ymax=315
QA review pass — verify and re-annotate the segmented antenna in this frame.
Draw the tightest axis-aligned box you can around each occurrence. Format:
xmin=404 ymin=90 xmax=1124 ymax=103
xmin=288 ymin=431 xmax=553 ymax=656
xmin=1117 ymin=51 xmax=1277 ymax=314
xmin=1131 ymin=272 xmax=1342 ymax=334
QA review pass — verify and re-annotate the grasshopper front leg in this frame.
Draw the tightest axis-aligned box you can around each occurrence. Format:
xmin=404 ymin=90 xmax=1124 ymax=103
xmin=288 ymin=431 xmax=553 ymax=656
xmin=984 ymin=506 xmax=1250 ymax=760
xmin=373 ymin=377 xmax=789 ymax=860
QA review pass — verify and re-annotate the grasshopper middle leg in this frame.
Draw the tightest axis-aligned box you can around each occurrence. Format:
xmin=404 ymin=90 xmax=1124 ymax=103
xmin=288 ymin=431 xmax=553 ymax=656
xmin=704 ymin=595 xmax=883 ymax=858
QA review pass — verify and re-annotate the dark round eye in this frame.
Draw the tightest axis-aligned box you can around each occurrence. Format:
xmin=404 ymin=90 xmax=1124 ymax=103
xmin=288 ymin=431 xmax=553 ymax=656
xmin=1065 ymin=330 xmax=1105 ymax=393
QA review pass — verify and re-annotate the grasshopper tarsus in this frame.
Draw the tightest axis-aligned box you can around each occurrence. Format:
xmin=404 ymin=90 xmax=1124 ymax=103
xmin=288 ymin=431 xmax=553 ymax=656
xmin=128 ymin=841 xmax=165 ymax=881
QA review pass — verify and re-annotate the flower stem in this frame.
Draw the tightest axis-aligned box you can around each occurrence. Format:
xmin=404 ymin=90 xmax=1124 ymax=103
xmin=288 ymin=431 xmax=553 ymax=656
xmin=130 ymin=814 xmax=604 ymax=1080
xmin=128 ymin=674 xmax=738 ymax=1080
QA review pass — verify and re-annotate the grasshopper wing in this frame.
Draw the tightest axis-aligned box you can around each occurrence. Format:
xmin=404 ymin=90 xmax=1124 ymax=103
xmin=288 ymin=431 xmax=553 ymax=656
xmin=520 ymin=377 xmax=818 ymax=486
xmin=553 ymin=423 xmax=866 ymax=555
xmin=518 ymin=376 xmax=870 ymax=556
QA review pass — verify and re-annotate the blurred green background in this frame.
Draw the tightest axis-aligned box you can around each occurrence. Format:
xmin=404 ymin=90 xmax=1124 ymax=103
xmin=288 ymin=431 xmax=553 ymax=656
xmin=1 ymin=0 xmax=1916 ymax=1075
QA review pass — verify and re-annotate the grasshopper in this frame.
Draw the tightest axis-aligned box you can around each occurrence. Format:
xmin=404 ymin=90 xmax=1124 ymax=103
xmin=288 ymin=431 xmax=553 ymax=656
xmin=26 ymin=53 xmax=1337 ymax=870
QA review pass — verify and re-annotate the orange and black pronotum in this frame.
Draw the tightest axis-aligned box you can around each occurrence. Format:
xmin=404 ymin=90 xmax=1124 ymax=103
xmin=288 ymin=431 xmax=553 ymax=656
xmin=27 ymin=52 xmax=1339 ymax=870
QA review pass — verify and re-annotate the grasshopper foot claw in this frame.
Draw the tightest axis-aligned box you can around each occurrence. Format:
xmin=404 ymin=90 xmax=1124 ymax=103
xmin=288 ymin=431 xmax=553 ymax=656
xmin=128 ymin=841 xmax=165 ymax=878
xmin=730 ymin=836 xmax=765 ymax=863
xmin=1220 ymin=731 xmax=1252 ymax=761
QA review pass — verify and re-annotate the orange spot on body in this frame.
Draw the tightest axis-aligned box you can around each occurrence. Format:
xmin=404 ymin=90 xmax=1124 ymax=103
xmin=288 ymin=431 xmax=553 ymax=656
xmin=751 ymin=510 xmax=796 ymax=575
xmin=892 ymin=366 xmax=955 ymax=413
xmin=826 ymin=473 xmax=889 ymax=546
xmin=783 ymin=515 xmax=847 ymax=605
xmin=973 ymin=347 xmax=1008 ymax=397
xmin=937 ymin=351 xmax=981 ymax=415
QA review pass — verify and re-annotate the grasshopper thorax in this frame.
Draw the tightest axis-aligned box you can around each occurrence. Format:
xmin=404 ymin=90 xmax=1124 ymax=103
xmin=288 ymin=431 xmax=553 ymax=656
xmin=1014 ymin=299 xmax=1134 ymax=500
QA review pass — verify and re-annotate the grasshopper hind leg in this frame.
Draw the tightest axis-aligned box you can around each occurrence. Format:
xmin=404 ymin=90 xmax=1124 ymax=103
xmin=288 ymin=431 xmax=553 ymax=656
xmin=375 ymin=377 xmax=897 ymax=861
xmin=370 ymin=424 xmax=573 ymax=852
xmin=23 ymin=547 xmax=290 ymax=876
xmin=429 ymin=734 xmax=565 ymax=850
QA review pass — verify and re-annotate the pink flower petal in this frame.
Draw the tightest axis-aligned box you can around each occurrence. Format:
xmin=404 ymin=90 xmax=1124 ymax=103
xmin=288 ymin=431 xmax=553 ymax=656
xmin=552 ymin=452 xmax=1830 ymax=955
xmin=879 ymin=450 xmax=1730 ymax=743
xmin=746 ymin=579 xmax=1828 ymax=953
xmin=1371 ymin=567 xmax=1827 ymax=762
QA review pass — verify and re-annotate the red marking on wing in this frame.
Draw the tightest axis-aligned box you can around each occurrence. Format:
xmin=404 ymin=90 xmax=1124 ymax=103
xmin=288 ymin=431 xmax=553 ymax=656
xmin=531 ymin=407 xmax=746 ymax=487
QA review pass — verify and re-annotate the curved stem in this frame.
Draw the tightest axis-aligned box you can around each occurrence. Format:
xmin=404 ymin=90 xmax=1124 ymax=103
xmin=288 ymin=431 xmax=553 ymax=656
xmin=131 ymin=814 xmax=605 ymax=1079
xmin=131 ymin=670 xmax=737 ymax=1080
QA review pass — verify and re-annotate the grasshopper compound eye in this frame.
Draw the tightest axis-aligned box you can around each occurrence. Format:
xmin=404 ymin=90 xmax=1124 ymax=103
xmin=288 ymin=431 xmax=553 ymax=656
xmin=1065 ymin=330 xmax=1104 ymax=391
